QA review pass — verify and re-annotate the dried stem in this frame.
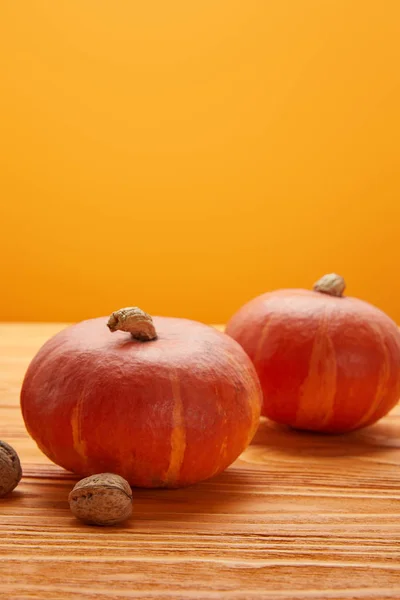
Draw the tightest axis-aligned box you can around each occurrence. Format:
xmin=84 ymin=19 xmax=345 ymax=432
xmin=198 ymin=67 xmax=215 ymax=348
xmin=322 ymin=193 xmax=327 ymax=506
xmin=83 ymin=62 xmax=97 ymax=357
xmin=313 ymin=273 xmax=346 ymax=297
xmin=107 ymin=307 xmax=157 ymax=341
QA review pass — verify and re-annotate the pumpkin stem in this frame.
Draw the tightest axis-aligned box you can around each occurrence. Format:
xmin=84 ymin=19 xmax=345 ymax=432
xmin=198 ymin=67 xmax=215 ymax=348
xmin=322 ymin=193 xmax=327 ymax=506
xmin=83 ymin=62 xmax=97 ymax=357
xmin=313 ymin=273 xmax=346 ymax=297
xmin=107 ymin=307 xmax=157 ymax=341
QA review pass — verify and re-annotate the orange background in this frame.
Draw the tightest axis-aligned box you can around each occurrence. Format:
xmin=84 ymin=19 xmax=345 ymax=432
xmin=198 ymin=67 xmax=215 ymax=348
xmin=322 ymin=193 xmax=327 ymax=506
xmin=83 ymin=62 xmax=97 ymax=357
xmin=1 ymin=1 xmax=400 ymax=324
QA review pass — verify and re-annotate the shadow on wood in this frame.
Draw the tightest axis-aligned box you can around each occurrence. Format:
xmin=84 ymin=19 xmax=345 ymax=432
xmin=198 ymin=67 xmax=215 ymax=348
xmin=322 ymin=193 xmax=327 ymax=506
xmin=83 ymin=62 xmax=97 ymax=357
xmin=249 ymin=414 xmax=400 ymax=458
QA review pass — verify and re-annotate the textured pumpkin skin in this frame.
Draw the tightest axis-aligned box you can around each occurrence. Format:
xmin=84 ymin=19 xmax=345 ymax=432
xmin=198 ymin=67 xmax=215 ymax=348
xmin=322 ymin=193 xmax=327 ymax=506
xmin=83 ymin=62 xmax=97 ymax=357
xmin=226 ymin=289 xmax=400 ymax=433
xmin=21 ymin=317 xmax=262 ymax=488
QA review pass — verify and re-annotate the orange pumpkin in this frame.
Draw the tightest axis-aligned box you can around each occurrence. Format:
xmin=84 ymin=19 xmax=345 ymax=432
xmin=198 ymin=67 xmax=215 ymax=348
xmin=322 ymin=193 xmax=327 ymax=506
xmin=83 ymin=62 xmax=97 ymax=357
xmin=21 ymin=308 xmax=261 ymax=487
xmin=226 ymin=274 xmax=400 ymax=433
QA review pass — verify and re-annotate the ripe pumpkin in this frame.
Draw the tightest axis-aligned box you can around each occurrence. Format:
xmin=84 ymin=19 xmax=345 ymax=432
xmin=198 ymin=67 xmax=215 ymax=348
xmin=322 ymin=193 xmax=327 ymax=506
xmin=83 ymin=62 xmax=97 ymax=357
xmin=21 ymin=308 xmax=262 ymax=488
xmin=226 ymin=274 xmax=400 ymax=433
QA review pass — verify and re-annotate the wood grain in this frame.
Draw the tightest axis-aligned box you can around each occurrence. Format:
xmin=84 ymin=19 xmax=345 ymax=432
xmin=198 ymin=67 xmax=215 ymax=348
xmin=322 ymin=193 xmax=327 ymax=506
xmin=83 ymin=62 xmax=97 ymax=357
xmin=0 ymin=322 xmax=400 ymax=600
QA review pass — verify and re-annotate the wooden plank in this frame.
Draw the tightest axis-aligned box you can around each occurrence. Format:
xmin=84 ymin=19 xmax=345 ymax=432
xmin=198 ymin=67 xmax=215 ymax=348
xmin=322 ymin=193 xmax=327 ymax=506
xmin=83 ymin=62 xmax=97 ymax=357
xmin=0 ymin=323 xmax=400 ymax=600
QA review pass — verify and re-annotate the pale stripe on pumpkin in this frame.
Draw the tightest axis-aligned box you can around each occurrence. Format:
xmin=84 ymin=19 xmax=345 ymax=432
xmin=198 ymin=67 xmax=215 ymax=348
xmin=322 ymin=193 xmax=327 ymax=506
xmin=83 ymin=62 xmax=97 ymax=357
xmin=164 ymin=373 xmax=186 ymax=485
xmin=209 ymin=435 xmax=229 ymax=478
xmin=295 ymin=307 xmax=337 ymax=430
xmin=253 ymin=314 xmax=275 ymax=365
xmin=352 ymin=321 xmax=391 ymax=430
xmin=71 ymin=392 xmax=88 ymax=464
xmin=225 ymin=352 xmax=262 ymax=444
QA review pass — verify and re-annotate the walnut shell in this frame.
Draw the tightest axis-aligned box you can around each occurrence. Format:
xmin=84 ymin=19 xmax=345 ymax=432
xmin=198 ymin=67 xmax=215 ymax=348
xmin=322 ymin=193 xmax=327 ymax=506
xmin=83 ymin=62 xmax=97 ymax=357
xmin=68 ymin=473 xmax=133 ymax=526
xmin=0 ymin=440 xmax=22 ymax=497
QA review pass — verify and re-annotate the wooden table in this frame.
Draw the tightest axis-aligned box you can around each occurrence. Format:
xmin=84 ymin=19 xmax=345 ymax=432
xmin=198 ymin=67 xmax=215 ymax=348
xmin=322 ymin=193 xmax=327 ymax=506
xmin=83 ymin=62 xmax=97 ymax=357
xmin=1 ymin=323 xmax=400 ymax=599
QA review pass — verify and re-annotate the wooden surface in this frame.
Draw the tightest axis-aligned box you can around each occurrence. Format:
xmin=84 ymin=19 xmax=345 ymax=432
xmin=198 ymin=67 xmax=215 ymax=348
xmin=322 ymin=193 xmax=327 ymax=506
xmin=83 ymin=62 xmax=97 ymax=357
xmin=1 ymin=323 xmax=400 ymax=600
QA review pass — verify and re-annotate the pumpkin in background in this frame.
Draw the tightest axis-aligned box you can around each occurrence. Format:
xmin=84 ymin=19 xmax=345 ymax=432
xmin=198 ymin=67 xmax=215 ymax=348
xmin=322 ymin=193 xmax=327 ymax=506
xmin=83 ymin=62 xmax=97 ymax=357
xmin=21 ymin=308 xmax=262 ymax=488
xmin=226 ymin=274 xmax=400 ymax=433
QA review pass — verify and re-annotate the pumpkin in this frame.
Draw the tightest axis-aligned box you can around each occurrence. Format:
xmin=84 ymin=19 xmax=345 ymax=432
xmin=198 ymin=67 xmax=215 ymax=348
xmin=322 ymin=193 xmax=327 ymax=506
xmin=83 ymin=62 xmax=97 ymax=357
xmin=226 ymin=274 xmax=400 ymax=433
xmin=21 ymin=308 xmax=262 ymax=488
